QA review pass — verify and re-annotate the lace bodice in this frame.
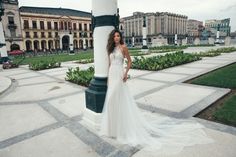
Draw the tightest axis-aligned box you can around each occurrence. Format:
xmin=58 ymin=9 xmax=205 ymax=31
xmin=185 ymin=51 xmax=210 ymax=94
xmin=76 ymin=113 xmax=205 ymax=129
xmin=109 ymin=46 xmax=124 ymax=66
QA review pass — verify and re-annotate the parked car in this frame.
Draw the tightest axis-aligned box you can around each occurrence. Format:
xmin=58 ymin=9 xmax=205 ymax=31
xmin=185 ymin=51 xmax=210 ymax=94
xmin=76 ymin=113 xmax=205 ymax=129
xmin=8 ymin=50 xmax=24 ymax=56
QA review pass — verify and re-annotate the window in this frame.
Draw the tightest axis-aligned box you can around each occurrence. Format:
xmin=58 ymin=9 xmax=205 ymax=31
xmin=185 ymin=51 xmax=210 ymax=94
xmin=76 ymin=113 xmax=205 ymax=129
xmin=55 ymin=32 xmax=59 ymax=37
xmin=48 ymin=32 xmax=52 ymax=38
xmin=89 ymin=24 xmax=92 ymax=31
xmin=40 ymin=21 xmax=44 ymax=30
xmin=79 ymin=23 xmax=82 ymax=31
xmin=90 ymin=33 xmax=92 ymax=38
xmin=47 ymin=21 xmax=52 ymax=30
xmin=10 ymin=29 xmax=16 ymax=37
xmin=60 ymin=21 xmax=63 ymax=30
xmin=64 ymin=22 xmax=68 ymax=30
xmin=41 ymin=32 xmax=45 ymax=38
xmin=68 ymin=22 xmax=72 ymax=30
xmin=8 ymin=16 xmax=14 ymax=25
xmin=33 ymin=32 xmax=38 ymax=38
xmin=32 ymin=21 xmax=37 ymax=29
xmin=74 ymin=32 xmax=77 ymax=37
xmin=25 ymin=32 xmax=30 ymax=38
xmin=73 ymin=23 xmax=77 ymax=30
xmin=23 ymin=20 xmax=29 ymax=29
xmin=54 ymin=22 xmax=58 ymax=30
xmin=79 ymin=32 xmax=82 ymax=37
xmin=84 ymin=24 xmax=87 ymax=31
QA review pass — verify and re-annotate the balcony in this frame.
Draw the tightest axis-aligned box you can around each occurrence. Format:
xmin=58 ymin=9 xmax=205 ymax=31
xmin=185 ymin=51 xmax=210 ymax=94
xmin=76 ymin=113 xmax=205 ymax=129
xmin=8 ymin=24 xmax=17 ymax=29
xmin=25 ymin=35 xmax=31 ymax=38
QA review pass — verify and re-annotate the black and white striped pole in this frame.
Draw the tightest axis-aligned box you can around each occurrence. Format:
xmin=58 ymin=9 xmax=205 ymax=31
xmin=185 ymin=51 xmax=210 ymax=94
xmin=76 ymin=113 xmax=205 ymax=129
xmin=174 ymin=34 xmax=178 ymax=45
xmin=83 ymin=0 xmax=119 ymax=129
xmin=132 ymin=32 xmax=135 ymax=47
xmin=216 ymin=24 xmax=220 ymax=44
xmin=69 ymin=27 xmax=74 ymax=53
xmin=0 ymin=0 xmax=8 ymax=61
xmin=141 ymin=16 xmax=148 ymax=52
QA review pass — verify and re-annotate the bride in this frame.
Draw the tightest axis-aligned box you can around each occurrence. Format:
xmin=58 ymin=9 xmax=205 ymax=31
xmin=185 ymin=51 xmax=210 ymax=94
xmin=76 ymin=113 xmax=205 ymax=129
xmin=99 ymin=29 xmax=213 ymax=154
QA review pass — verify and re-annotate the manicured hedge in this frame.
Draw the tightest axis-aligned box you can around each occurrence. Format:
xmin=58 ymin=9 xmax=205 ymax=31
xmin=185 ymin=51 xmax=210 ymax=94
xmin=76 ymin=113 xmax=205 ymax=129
xmin=131 ymin=51 xmax=201 ymax=71
xmin=194 ymin=47 xmax=236 ymax=57
xmin=29 ymin=59 xmax=61 ymax=71
xmin=66 ymin=66 xmax=94 ymax=87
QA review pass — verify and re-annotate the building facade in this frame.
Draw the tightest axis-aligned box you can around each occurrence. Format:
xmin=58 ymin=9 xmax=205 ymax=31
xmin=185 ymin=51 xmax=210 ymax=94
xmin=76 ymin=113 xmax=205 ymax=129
xmin=20 ymin=7 xmax=93 ymax=52
xmin=187 ymin=19 xmax=203 ymax=43
xmin=2 ymin=0 xmax=23 ymax=52
xmin=122 ymin=12 xmax=188 ymax=46
xmin=205 ymin=18 xmax=231 ymax=37
xmin=187 ymin=19 xmax=203 ymax=37
xmin=1 ymin=1 xmax=93 ymax=52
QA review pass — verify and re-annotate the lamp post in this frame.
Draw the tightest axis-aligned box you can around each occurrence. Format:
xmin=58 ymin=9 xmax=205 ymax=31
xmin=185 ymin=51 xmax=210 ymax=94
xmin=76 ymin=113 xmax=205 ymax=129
xmin=215 ymin=24 xmax=220 ymax=44
xmin=185 ymin=34 xmax=188 ymax=45
xmin=142 ymin=16 xmax=148 ymax=51
xmin=82 ymin=31 xmax=87 ymax=51
xmin=132 ymin=32 xmax=135 ymax=47
xmin=0 ymin=0 xmax=8 ymax=61
xmin=69 ymin=26 xmax=74 ymax=53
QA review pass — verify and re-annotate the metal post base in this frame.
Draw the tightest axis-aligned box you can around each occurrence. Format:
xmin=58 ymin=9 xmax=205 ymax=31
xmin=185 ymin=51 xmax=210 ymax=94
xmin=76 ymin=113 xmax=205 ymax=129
xmin=85 ymin=77 xmax=108 ymax=113
xmin=142 ymin=45 xmax=148 ymax=49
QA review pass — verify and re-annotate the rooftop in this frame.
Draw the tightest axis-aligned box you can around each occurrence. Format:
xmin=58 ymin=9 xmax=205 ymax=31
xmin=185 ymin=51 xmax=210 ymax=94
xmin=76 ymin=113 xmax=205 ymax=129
xmin=19 ymin=6 xmax=91 ymax=18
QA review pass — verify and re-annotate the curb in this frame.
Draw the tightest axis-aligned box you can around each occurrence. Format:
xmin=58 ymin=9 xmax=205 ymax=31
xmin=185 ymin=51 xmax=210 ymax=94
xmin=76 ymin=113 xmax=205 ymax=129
xmin=0 ymin=76 xmax=12 ymax=95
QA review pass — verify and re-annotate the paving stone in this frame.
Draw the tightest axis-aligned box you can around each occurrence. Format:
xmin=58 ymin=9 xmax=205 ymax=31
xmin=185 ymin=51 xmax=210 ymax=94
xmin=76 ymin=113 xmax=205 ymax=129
xmin=1 ymin=82 xmax=82 ymax=102
xmin=140 ymin=72 xmax=188 ymax=82
xmin=0 ymin=69 xmax=29 ymax=77
xmin=49 ymin=92 xmax=86 ymax=117
xmin=0 ymin=127 xmax=101 ymax=157
xmin=183 ymin=63 xmax=221 ymax=69
xmin=10 ymin=72 xmax=41 ymax=80
xmin=137 ymin=84 xmax=216 ymax=112
xmin=127 ymin=79 xmax=166 ymax=96
xmin=17 ymin=76 xmax=55 ymax=86
xmin=0 ymin=104 xmax=57 ymax=141
xmin=162 ymin=67 xmax=206 ymax=75
xmin=133 ymin=128 xmax=236 ymax=157
xmin=0 ymin=76 xmax=11 ymax=94
xmin=128 ymin=69 xmax=151 ymax=78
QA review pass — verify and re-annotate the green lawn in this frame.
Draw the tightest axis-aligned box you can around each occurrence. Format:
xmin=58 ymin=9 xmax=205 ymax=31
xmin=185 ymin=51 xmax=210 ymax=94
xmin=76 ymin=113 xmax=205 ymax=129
xmin=13 ymin=51 xmax=94 ymax=65
xmin=191 ymin=63 xmax=236 ymax=126
xmin=213 ymin=95 xmax=236 ymax=126
xmin=191 ymin=63 xmax=236 ymax=89
xmin=12 ymin=49 xmax=148 ymax=65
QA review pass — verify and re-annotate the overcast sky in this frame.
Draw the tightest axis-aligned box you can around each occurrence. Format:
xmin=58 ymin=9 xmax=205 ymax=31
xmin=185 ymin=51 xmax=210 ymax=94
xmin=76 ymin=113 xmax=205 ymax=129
xmin=19 ymin=0 xmax=236 ymax=31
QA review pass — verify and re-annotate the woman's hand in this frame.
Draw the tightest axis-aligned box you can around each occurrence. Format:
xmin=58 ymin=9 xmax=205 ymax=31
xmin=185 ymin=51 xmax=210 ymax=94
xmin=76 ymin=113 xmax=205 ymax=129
xmin=123 ymin=73 xmax=128 ymax=82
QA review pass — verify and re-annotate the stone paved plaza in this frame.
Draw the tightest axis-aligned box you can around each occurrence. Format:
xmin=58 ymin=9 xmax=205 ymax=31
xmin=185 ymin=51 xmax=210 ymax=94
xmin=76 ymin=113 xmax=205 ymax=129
xmin=0 ymin=47 xmax=236 ymax=157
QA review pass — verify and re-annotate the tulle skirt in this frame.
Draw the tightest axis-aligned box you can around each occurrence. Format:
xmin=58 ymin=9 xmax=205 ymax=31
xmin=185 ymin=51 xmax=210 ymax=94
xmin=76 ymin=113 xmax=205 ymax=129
xmin=99 ymin=64 xmax=214 ymax=154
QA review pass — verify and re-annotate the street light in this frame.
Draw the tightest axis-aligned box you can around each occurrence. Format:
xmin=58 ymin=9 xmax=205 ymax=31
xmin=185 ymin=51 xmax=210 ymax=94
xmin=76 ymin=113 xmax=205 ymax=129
xmin=132 ymin=32 xmax=135 ymax=47
xmin=69 ymin=26 xmax=74 ymax=53
xmin=82 ymin=31 xmax=87 ymax=51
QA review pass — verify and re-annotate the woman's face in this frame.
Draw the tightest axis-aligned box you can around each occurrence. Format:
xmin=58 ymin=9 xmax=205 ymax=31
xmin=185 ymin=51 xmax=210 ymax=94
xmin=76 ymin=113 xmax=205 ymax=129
xmin=114 ymin=32 xmax=121 ymax=44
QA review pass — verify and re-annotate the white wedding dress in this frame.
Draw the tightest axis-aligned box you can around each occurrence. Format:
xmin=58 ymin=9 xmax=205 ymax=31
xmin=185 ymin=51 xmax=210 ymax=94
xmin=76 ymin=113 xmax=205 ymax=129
xmin=99 ymin=46 xmax=213 ymax=154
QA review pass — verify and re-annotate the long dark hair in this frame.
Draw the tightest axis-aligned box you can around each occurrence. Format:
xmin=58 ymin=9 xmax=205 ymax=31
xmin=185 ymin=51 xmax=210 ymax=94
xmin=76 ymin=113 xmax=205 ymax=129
xmin=107 ymin=29 xmax=124 ymax=55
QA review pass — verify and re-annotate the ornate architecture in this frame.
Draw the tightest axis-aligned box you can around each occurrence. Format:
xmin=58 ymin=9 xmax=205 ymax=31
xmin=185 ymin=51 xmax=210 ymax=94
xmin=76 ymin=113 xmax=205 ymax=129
xmin=205 ymin=18 xmax=231 ymax=37
xmin=187 ymin=19 xmax=203 ymax=43
xmin=187 ymin=19 xmax=203 ymax=37
xmin=1 ymin=1 xmax=93 ymax=52
xmin=2 ymin=0 xmax=23 ymax=51
xmin=20 ymin=6 xmax=93 ymax=52
xmin=122 ymin=12 xmax=188 ymax=45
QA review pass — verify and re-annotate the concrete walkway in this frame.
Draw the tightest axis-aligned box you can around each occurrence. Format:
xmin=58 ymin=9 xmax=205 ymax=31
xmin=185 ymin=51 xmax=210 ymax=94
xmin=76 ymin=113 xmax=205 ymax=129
xmin=0 ymin=48 xmax=236 ymax=157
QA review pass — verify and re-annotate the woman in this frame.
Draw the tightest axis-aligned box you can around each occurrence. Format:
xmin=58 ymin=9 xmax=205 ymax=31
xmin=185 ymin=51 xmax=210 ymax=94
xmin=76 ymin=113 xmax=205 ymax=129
xmin=99 ymin=29 xmax=213 ymax=154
